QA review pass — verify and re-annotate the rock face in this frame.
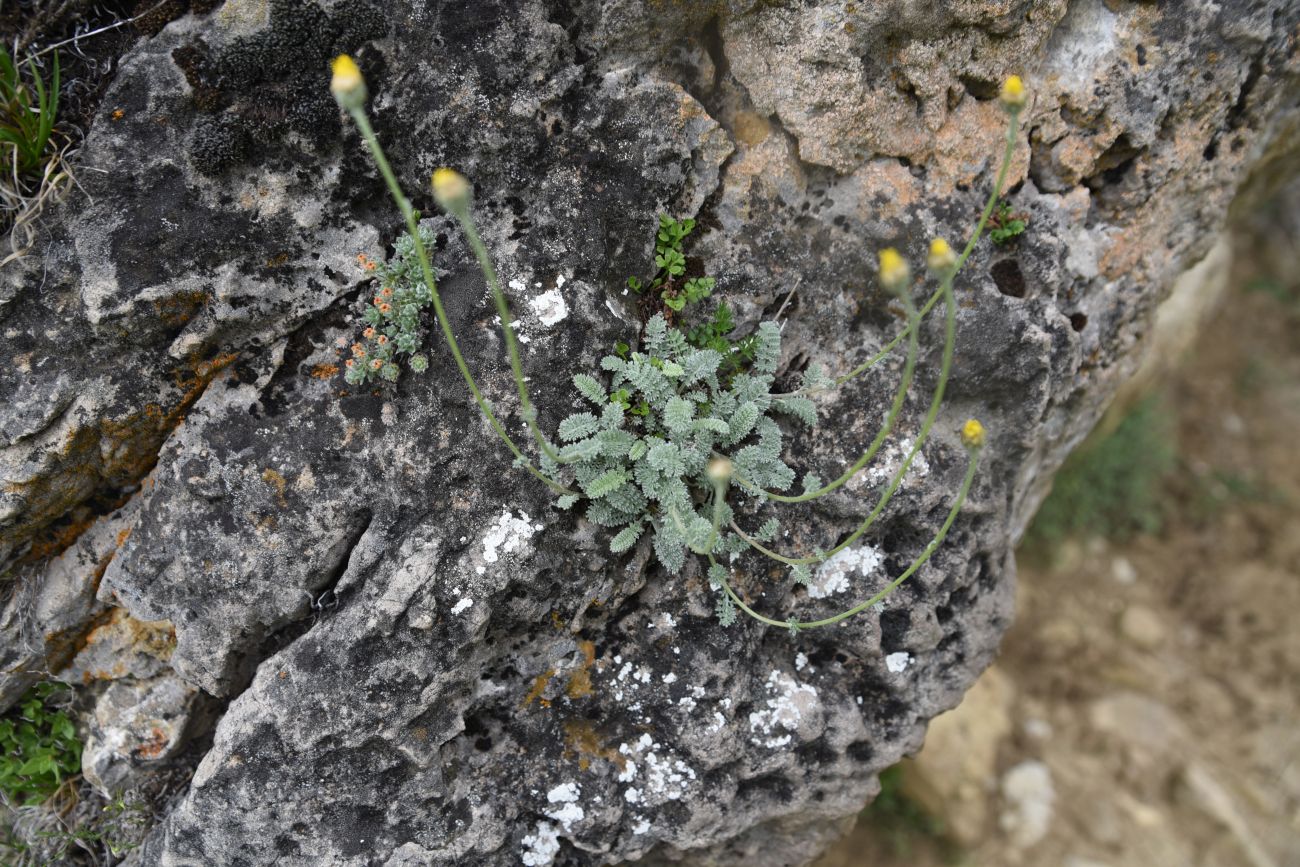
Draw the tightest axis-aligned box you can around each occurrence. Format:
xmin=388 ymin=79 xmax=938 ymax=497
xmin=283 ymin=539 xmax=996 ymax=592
xmin=1 ymin=0 xmax=1296 ymax=864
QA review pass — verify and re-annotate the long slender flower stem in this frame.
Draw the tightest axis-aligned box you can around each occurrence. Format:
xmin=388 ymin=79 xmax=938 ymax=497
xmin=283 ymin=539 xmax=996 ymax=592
xmin=771 ymin=108 xmax=1021 ymax=400
xmin=711 ymin=449 xmax=979 ymax=630
xmin=451 ymin=206 xmax=573 ymax=466
xmin=733 ymin=256 xmax=958 ymax=567
xmin=728 ymin=108 xmax=1020 ymax=566
xmin=737 ymin=283 xmax=920 ymax=503
xmin=346 ymin=107 xmax=575 ymax=495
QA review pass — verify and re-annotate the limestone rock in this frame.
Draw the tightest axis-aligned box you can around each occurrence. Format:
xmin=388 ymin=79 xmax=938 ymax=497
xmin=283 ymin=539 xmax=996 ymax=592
xmin=999 ymin=759 xmax=1056 ymax=849
xmin=0 ymin=0 xmax=1296 ymax=864
xmin=902 ymin=665 xmax=1015 ymax=846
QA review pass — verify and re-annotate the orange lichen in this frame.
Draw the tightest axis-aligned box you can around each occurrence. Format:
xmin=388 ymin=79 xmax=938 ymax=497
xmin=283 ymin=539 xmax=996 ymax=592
xmin=562 ymin=720 xmax=627 ymax=773
xmin=522 ymin=669 xmax=556 ymax=708
xmin=10 ymin=351 xmax=238 ymax=565
xmin=565 ymin=640 xmax=597 ymax=699
xmin=265 ymin=252 xmax=290 ymax=268
xmin=310 ymin=363 xmax=339 ymax=380
xmin=135 ymin=726 xmax=170 ymax=760
xmin=152 ymin=289 xmax=210 ymax=328
xmin=261 ymin=468 xmax=288 ymax=507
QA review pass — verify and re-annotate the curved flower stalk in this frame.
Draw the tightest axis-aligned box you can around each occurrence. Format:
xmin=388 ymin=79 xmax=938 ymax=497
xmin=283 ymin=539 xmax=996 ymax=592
xmin=726 ymin=88 xmax=1023 ymax=572
xmin=331 ymin=56 xmax=574 ymax=496
xmin=330 ymin=54 xmax=1026 ymax=630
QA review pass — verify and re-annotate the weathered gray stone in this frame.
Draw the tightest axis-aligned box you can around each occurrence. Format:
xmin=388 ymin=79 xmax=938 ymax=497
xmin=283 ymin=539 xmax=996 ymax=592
xmin=0 ymin=0 xmax=1296 ymax=864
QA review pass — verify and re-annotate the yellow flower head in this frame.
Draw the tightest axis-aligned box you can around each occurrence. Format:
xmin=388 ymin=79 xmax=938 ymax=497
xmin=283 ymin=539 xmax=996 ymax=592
xmin=330 ymin=55 xmax=367 ymax=108
xmin=961 ymin=418 xmax=987 ymax=449
xmin=431 ymin=167 xmax=471 ymax=210
xmin=878 ymin=247 xmax=911 ymax=293
xmin=1000 ymin=75 xmax=1026 ymax=110
xmin=927 ymin=238 xmax=957 ymax=273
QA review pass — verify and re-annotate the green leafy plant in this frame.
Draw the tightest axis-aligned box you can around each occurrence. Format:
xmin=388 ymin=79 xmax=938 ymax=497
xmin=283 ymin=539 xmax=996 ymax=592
xmin=1 ymin=46 xmax=70 ymax=266
xmin=685 ymin=300 xmax=758 ymax=377
xmin=626 ymin=215 xmax=720 ymax=314
xmin=0 ymin=47 xmax=59 ymax=183
xmin=0 ymin=682 xmax=82 ymax=806
xmin=344 ymin=226 xmax=434 ymax=385
xmin=331 ymin=56 xmax=1028 ymax=630
xmin=987 ymin=199 xmax=1027 ymax=245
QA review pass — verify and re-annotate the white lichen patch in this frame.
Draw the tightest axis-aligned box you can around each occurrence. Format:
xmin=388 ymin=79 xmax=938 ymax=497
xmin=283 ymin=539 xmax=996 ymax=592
xmin=863 ymin=436 xmax=930 ymax=489
xmin=544 ymin=782 xmax=584 ymax=831
xmin=617 ymin=734 xmax=696 ymax=805
xmin=450 ymin=597 xmax=474 ymax=615
xmin=808 ymin=545 xmax=884 ymax=599
xmin=885 ymin=651 xmax=912 ymax=673
xmin=528 ymin=288 xmax=569 ymax=326
xmin=521 ymin=822 xmax=560 ymax=866
xmin=482 ymin=510 xmax=537 ymax=564
xmin=748 ymin=670 xmax=819 ymax=748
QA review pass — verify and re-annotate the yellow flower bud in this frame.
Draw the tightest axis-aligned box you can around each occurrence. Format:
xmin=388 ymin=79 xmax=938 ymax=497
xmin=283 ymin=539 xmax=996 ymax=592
xmin=927 ymin=238 xmax=957 ymax=273
xmin=706 ymin=457 xmax=733 ymax=485
xmin=1000 ymin=75 xmax=1026 ymax=110
xmin=330 ymin=55 xmax=367 ymax=108
xmin=960 ymin=418 xmax=987 ymax=449
xmin=878 ymin=247 xmax=911 ymax=293
xmin=432 ymin=167 xmax=471 ymax=210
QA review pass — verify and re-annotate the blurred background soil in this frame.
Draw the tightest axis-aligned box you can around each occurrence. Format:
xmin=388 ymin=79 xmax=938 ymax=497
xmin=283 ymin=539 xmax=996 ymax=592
xmin=816 ymin=187 xmax=1300 ymax=867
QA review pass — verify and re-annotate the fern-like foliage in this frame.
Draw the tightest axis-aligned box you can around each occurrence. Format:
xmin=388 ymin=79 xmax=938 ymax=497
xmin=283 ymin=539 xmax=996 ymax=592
xmin=553 ymin=312 xmax=815 ymax=587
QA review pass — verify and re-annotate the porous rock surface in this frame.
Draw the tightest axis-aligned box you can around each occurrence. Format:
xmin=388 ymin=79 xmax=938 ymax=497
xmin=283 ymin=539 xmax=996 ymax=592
xmin=1 ymin=0 xmax=1296 ymax=864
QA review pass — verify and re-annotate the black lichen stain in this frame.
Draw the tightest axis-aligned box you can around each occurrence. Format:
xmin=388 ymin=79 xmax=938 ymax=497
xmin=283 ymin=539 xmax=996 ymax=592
xmin=174 ymin=0 xmax=387 ymax=175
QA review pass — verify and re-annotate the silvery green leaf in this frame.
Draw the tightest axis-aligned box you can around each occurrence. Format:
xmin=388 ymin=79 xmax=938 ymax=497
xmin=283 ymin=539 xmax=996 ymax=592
xmin=583 ymin=468 xmax=629 ymax=498
xmin=660 ymin=360 xmax=684 ymax=378
xmin=682 ymin=349 xmax=722 ymax=385
xmin=774 ymin=396 xmax=817 ymax=426
xmin=597 ymin=428 xmax=635 ymax=458
xmin=572 ymin=373 xmax=607 ymax=406
xmin=661 ymin=396 xmax=694 ymax=435
xmin=558 ymin=413 xmax=600 ymax=441
xmin=555 ymin=494 xmax=580 ymax=510
xmin=755 ymin=321 xmax=782 ymax=375
xmin=754 ymin=517 xmax=780 ymax=543
xmin=715 ymin=595 xmax=737 ymax=627
xmin=609 ymin=523 xmax=644 ymax=553
xmin=600 ymin=402 xmax=625 ymax=430
xmin=695 ymin=417 xmax=729 ymax=435
xmin=643 ymin=314 xmax=668 ymax=354
xmin=559 ymin=437 xmax=602 ymax=462
xmin=653 ymin=523 xmax=687 ymax=574
xmin=646 ymin=441 xmax=684 ymax=477
xmin=727 ymin=402 xmax=760 ymax=444
xmin=628 ymin=439 xmax=648 ymax=461
xmin=801 ymin=472 xmax=823 ymax=495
